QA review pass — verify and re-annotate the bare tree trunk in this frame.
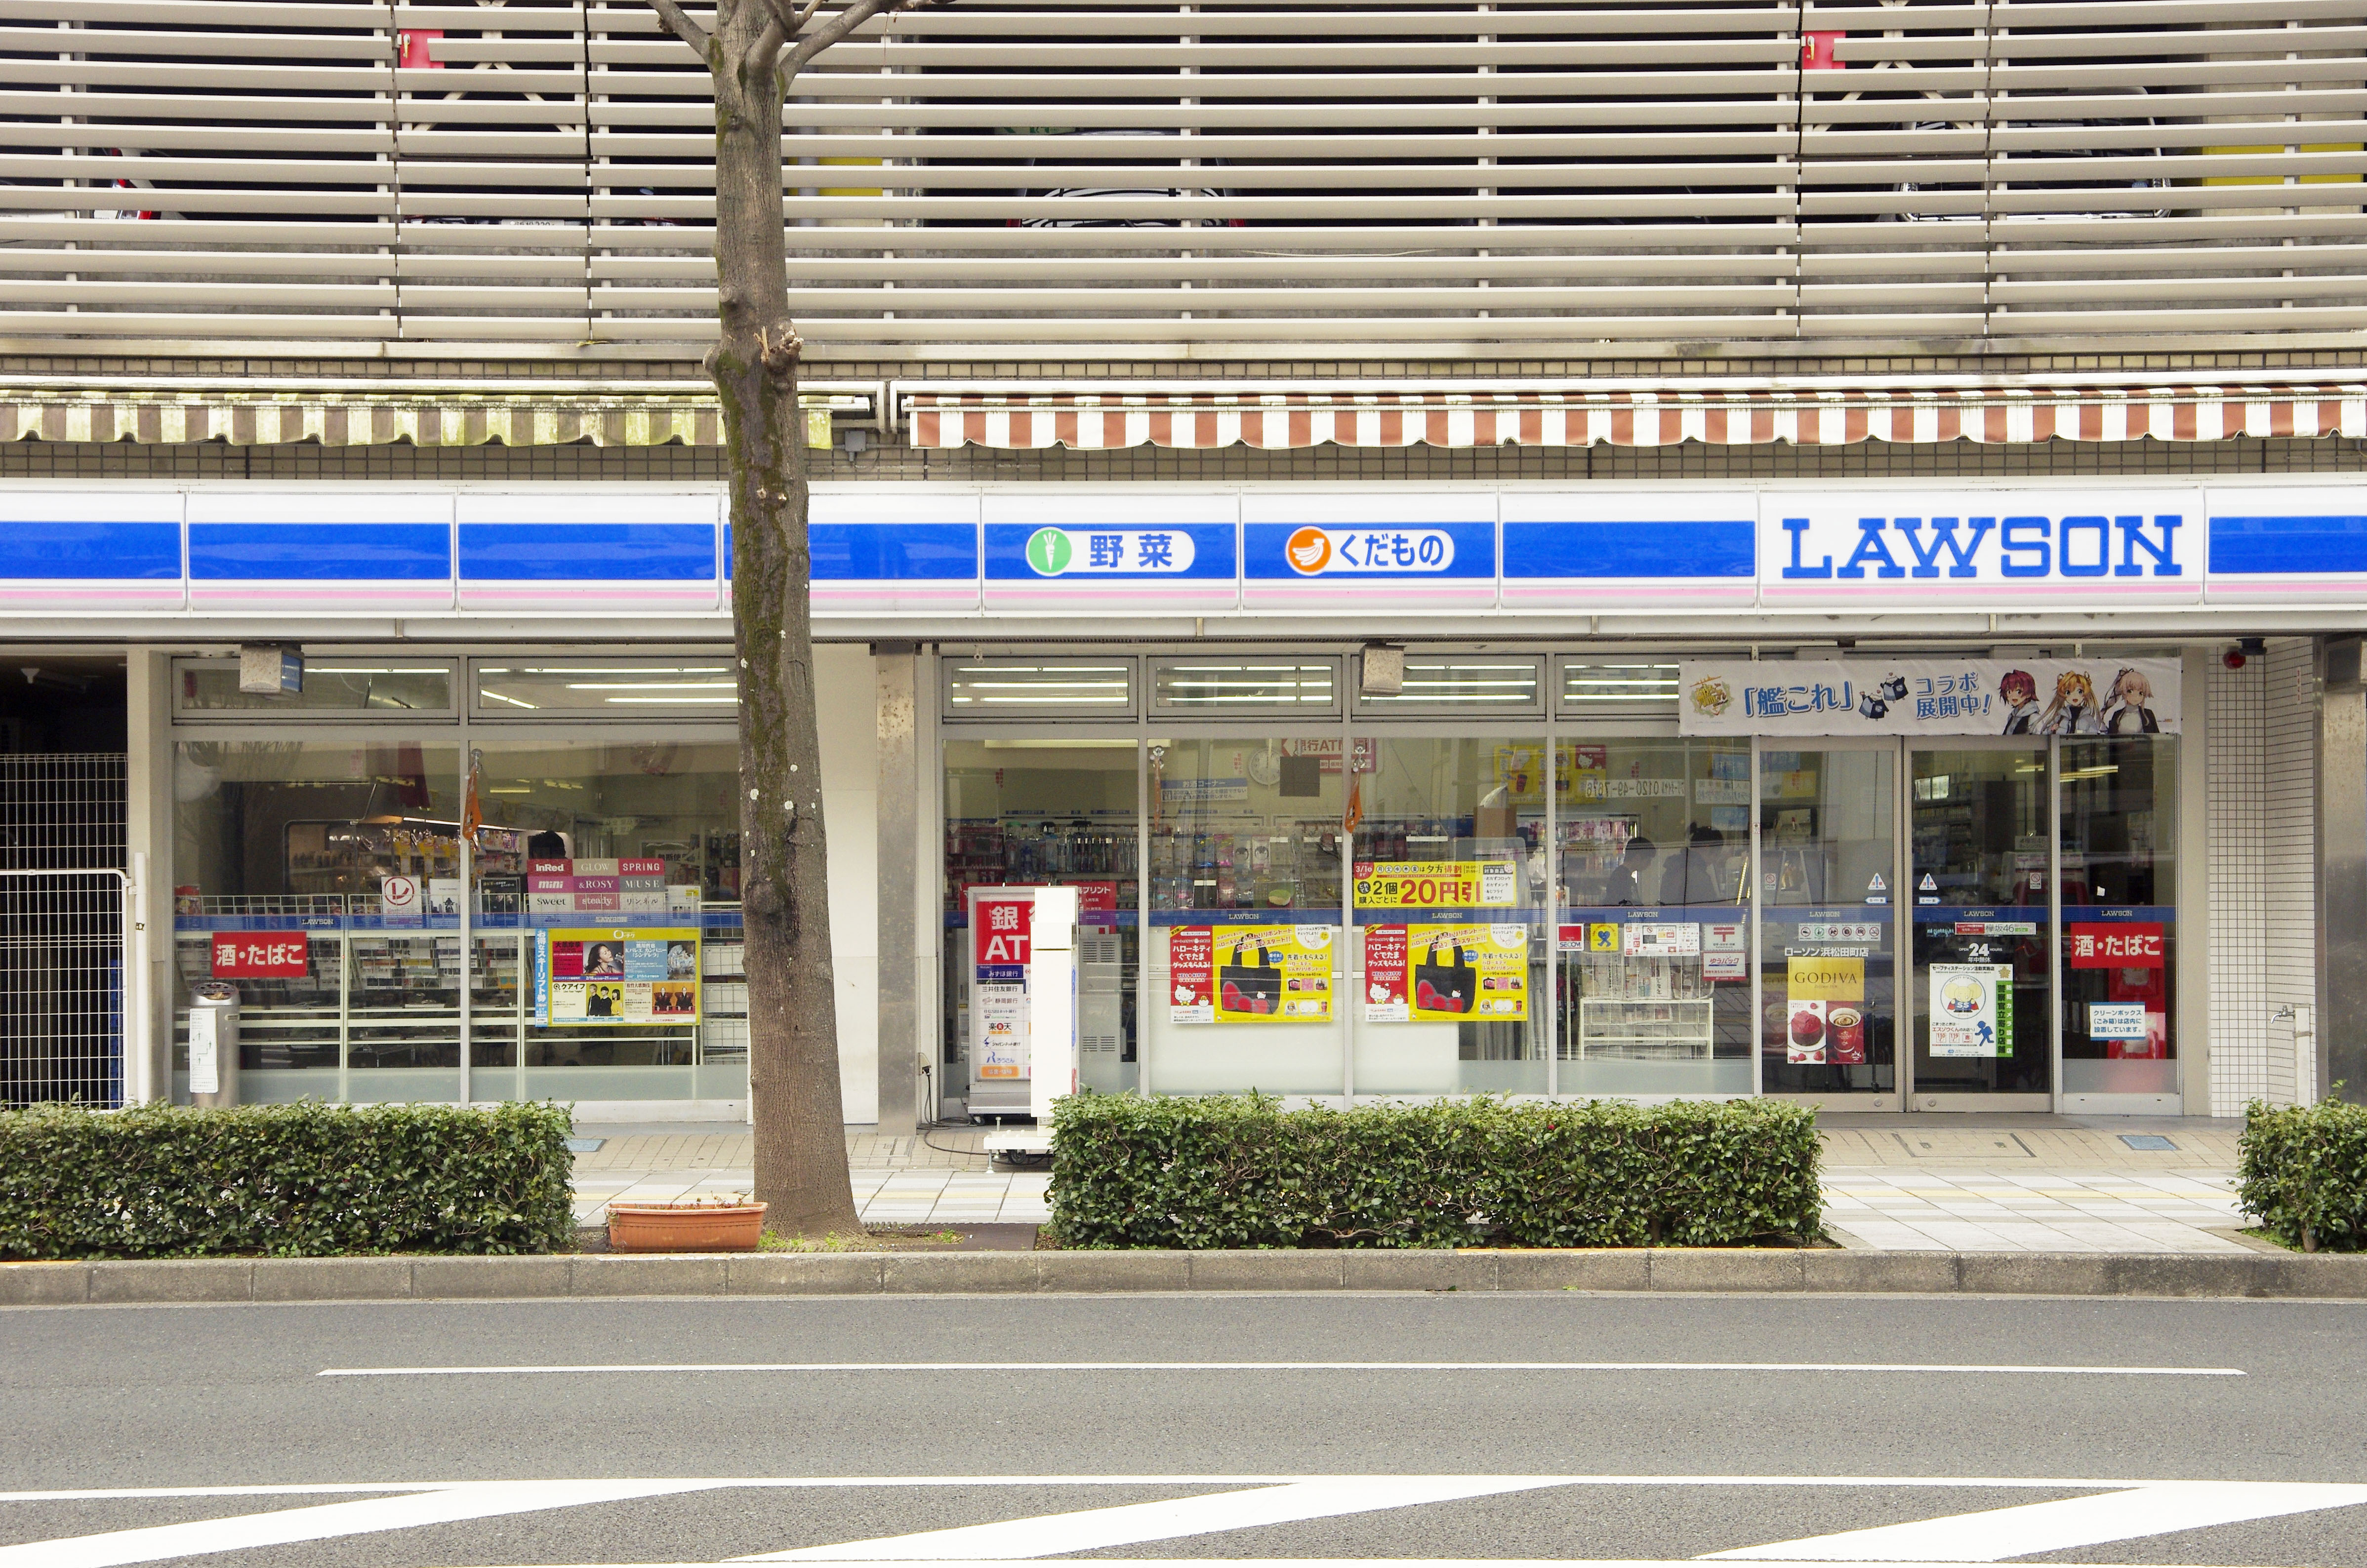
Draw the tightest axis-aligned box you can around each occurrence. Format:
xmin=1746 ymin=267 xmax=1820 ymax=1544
xmin=704 ymin=1 xmax=862 ymax=1238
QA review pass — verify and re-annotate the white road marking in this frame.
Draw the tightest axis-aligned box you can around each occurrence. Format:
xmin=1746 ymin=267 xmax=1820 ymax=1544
xmin=317 ymin=1361 xmax=2244 ymax=1378
xmin=1706 ymin=1481 xmax=2367 ymax=1561
xmin=0 ymin=1475 xmax=2357 ymax=1567
xmin=0 ymin=1478 xmax=733 ymax=1568
xmin=735 ymin=1477 xmax=1579 ymax=1561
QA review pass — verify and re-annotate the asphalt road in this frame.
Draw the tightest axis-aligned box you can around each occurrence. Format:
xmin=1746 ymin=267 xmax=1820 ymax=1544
xmin=2 ymin=1292 xmax=2364 ymax=1568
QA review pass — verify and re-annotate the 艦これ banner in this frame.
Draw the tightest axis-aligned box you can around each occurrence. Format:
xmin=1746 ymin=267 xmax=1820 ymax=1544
xmin=1677 ymin=658 xmax=2181 ymax=737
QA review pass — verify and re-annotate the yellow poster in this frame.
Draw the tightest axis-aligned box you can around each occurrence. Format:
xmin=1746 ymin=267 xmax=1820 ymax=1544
xmin=1787 ymin=955 xmax=1865 ymax=1001
xmin=1212 ymin=924 xmax=1335 ymax=1024
xmin=1407 ymin=923 xmax=1529 ymax=1022
xmin=1354 ymin=860 xmax=1520 ymax=909
xmin=1493 ymin=745 xmax=1548 ymax=804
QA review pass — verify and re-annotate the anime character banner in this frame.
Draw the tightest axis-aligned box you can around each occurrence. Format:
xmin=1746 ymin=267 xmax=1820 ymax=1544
xmin=1677 ymin=659 xmax=2180 ymax=737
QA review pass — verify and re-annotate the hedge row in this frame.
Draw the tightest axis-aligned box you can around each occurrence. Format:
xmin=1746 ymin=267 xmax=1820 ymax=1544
xmin=0 ymin=1100 xmax=576 ymax=1259
xmin=2239 ymin=1096 xmax=2367 ymax=1252
xmin=1047 ymin=1093 xmax=1822 ymax=1249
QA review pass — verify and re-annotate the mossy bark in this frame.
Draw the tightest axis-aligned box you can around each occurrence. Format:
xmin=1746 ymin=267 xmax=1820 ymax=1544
xmin=701 ymin=0 xmax=861 ymax=1238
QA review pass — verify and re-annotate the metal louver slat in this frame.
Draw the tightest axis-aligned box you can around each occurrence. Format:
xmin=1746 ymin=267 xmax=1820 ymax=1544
xmin=0 ymin=0 xmax=2358 ymax=354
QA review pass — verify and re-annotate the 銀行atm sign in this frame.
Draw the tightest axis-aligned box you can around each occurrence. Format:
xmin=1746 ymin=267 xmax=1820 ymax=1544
xmin=1760 ymin=487 xmax=2203 ymax=607
xmin=974 ymin=895 xmax=1034 ymax=981
xmin=211 ymin=933 xmax=309 ymax=978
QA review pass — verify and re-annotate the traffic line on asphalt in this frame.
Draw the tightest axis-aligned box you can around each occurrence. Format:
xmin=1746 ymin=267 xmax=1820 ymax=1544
xmin=1705 ymin=1481 xmax=2367 ymax=1561
xmin=316 ymin=1360 xmax=2246 ymax=1378
xmin=0 ymin=1479 xmax=735 ymax=1568
xmin=737 ymin=1477 xmax=1576 ymax=1561
xmin=3 ymin=1476 xmax=2357 ymax=1568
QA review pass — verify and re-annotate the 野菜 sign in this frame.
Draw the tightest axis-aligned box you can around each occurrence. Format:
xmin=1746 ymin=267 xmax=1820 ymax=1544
xmin=210 ymin=933 xmax=309 ymax=978
xmin=1679 ymin=658 xmax=2180 ymax=737
xmin=1353 ymin=860 xmax=1519 ymax=910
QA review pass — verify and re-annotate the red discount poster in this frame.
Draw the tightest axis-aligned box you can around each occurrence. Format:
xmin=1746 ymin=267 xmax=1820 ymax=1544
xmin=1362 ymin=925 xmax=1409 ymax=1022
xmin=210 ymin=932 xmax=310 ymax=978
xmin=1167 ymin=926 xmax=1214 ymax=1024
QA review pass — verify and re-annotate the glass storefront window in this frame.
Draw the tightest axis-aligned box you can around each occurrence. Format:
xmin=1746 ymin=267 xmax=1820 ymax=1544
xmin=1354 ymin=655 xmax=1543 ymax=714
xmin=1352 ymin=736 xmax=1547 ymax=1095
xmin=1555 ymin=738 xmax=1753 ymax=1096
xmin=173 ymin=740 xmax=463 ymax=1101
xmin=474 ymin=659 xmax=737 ymax=716
xmin=1555 ymin=660 xmax=1680 ymax=721
xmin=1758 ymin=746 xmax=1899 ymax=1096
xmin=2060 ymin=735 xmax=2177 ymax=1098
xmin=1151 ymin=659 xmax=1339 ymax=715
xmin=945 ymin=659 xmax=1137 ymax=718
xmin=943 ymin=739 xmax=1140 ymax=1113
xmin=1911 ymin=747 xmax=2053 ymax=1096
xmin=471 ymin=740 xmax=742 ymax=1104
xmin=1146 ymin=736 xmax=1343 ymax=1095
xmin=175 ymin=659 xmax=455 ymax=716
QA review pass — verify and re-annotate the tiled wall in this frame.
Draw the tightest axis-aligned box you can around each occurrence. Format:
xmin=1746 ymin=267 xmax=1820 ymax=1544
xmin=2263 ymin=639 xmax=2322 ymax=1107
xmin=2209 ymin=639 xmax=2321 ymax=1115
xmin=2209 ymin=652 xmax=2269 ymax=1114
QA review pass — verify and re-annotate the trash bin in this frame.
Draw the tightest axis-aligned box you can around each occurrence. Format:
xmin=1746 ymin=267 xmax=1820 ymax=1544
xmin=188 ymin=980 xmax=240 ymax=1108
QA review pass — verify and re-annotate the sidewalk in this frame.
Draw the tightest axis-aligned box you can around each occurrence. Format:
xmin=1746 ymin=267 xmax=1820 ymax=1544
xmin=572 ymin=1116 xmax=2257 ymax=1254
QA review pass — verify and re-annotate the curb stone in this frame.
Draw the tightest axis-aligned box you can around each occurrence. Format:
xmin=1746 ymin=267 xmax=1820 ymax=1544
xmin=0 ymin=1249 xmax=2359 ymax=1305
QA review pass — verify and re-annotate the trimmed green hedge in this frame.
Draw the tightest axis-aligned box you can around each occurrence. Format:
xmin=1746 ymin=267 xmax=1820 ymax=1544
xmin=2239 ymin=1095 xmax=2367 ymax=1252
xmin=1048 ymin=1093 xmax=1822 ymax=1249
xmin=0 ymin=1100 xmax=575 ymax=1259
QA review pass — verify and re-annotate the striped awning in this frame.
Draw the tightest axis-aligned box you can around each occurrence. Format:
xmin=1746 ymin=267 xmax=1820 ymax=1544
xmin=907 ymin=385 xmax=2367 ymax=450
xmin=0 ymin=388 xmax=875 ymax=447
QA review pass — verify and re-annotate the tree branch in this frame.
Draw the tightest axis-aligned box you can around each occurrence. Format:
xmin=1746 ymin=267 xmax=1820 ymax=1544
xmin=646 ymin=0 xmax=711 ymax=55
xmin=781 ymin=0 xmax=903 ymax=81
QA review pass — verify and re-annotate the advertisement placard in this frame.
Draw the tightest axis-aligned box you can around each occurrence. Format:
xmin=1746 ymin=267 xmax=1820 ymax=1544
xmin=1168 ymin=925 xmax=1215 ymax=1024
xmin=534 ymin=927 xmax=701 ymax=1026
xmin=2069 ymin=923 xmax=2164 ymax=967
xmin=1404 ymin=924 xmax=1527 ymax=1021
xmin=1353 ymin=861 xmax=1519 ymax=910
xmin=1362 ymin=924 xmax=1409 ymax=1022
xmin=1212 ymin=925 xmax=1334 ymax=1023
xmin=1679 ymin=657 xmax=2180 ymax=737
xmin=1929 ymin=963 xmax=2013 ymax=1057
xmin=1783 ymin=956 xmax=1866 ymax=1064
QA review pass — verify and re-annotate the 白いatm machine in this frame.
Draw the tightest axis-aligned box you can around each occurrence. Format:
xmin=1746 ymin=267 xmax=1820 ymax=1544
xmin=971 ymin=884 xmax=1076 ymax=1160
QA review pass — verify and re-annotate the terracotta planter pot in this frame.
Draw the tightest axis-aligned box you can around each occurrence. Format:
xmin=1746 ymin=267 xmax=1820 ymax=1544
xmin=607 ymin=1201 xmax=768 ymax=1253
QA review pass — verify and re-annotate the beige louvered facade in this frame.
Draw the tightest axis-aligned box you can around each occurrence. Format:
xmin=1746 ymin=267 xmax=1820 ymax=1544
xmin=1 ymin=0 xmax=2362 ymax=361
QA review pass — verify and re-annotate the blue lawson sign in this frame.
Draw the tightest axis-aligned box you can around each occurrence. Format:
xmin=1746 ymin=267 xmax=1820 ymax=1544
xmin=1760 ymin=487 xmax=2204 ymax=607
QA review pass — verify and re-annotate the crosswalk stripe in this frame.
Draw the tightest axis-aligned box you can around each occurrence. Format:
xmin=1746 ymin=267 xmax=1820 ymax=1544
xmin=1705 ymin=1481 xmax=2367 ymax=1561
xmin=0 ymin=1479 xmax=733 ymax=1568
xmin=735 ymin=1478 xmax=1580 ymax=1561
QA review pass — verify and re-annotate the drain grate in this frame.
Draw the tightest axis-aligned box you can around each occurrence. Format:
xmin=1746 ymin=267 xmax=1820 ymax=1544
xmin=2118 ymin=1133 xmax=2178 ymax=1151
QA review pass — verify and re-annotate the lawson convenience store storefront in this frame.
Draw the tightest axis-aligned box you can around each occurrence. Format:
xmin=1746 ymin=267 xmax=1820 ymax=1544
xmin=17 ymin=474 xmax=2351 ymax=1121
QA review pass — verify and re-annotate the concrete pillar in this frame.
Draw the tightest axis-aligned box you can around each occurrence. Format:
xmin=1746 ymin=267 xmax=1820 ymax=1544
xmin=122 ymin=647 xmax=174 ymax=1103
xmin=874 ymin=642 xmax=920 ymax=1135
xmin=2320 ymin=637 xmax=2366 ymax=1104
